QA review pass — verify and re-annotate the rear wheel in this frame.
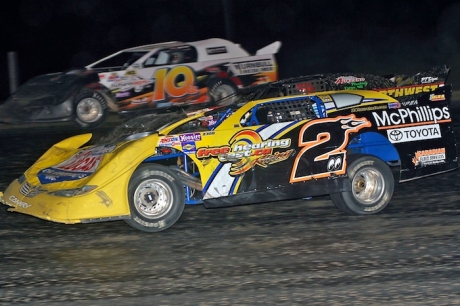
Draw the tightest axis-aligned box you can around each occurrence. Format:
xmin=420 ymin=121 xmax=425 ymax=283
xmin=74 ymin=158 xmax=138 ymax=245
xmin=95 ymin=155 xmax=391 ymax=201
xmin=331 ymin=155 xmax=394 ymax=215
xmin=209 ymin=78 xmax=238 ymax=106
xmin=74 ymin=89 xmax=108 ymax=128
xmin=125 ymin=164 xmax=185 ymax=232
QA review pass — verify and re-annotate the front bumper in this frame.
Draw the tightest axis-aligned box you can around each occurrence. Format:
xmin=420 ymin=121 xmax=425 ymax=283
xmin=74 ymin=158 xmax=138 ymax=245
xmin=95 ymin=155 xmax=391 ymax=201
xmin=0 ymin=98 xmax=74 ymax=124
xmin=0 ymin=178 xmax=131 ymax=224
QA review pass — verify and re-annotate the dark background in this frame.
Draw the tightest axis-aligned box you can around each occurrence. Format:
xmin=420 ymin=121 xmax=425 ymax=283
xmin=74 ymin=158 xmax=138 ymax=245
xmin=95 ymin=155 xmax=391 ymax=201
xmin=1 ymin=0 xmax=460 ymax=100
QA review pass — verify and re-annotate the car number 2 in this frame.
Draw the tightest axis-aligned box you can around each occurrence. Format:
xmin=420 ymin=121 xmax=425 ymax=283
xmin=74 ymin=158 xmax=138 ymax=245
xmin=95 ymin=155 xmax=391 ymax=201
xmin=290 ymin=115 xmax=371 ymax=183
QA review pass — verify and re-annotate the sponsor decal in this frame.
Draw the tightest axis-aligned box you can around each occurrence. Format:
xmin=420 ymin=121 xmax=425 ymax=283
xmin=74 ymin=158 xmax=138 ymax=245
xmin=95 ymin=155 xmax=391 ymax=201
xmin=253 ymin=150 xmax=294 ymax=167
xmin=421 ymin=76 xmax=438 ymax=84
xmin=372 ymin=106 xmax=450 ymax=128
xmin=412 ymin=148 xmax=446 ymax=167
xmin=131 ymin=97 xmax=149 ymax=104
xmin=205 ymin=67 xmax=221 ymax=73
xmin=401 ymin=100 xmax=418 ymax=107
xmin=351 ymin=105 xmax=387 ymax=112
xmin=38 ymin=144 xmax=116 ymax=184
xmin=8 ymin=195 xmax=31 ymax=209
xmin=159 ymin=136 xmax=180 ymax=147
xmin=110 ymin=77 xmax=153 ymax=92
xmin=386 ymin=124 xmax=441 ymax=143
xmin=181 ymin=142 xmax=196 ymax=154
xmin=206 ymin=46 xmax=228 ymax=55
xmin=108 ymin=73 xmax=120 ymax=82
xmin=326 ymin=155 xmax=343 ymax=171
xmin=318 ymin=95 xmax=333 ymax=102
xmin=335 ymin=76 xmax=366 ymax=85
xmin=377 ymin=84 xmax=440 ymax=98
xmin=228 ymin=59 xmax=275 ymax=75
xmin=54 ymin=145 xmax=115 ymax=172
xmin=344 ymin=81 xmax=368 ymax=90
xmin=125 ymin=70 xmax=136 ymax=76
xmin=388 ymin=102 xmax=401 ymax=109
xmin=429 ymin=94 xmax=445 ymax=101
xmin=196 ymin=130 xmax=292 ymax=176
xmin=180 ymin=133 xmax=202 ymax=142
xmin=115 ymin=91 xmax=130 ymax=98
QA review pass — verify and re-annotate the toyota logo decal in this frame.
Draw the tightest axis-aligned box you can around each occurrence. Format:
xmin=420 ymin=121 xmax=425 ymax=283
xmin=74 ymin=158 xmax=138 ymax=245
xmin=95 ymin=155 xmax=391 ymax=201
xmin=388 ymin=129 xmax=403 ymax=141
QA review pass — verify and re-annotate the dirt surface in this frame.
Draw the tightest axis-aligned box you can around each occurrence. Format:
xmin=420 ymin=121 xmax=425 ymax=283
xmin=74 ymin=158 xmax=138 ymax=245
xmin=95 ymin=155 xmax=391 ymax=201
xmin=1 ymin=101 xmax=460 ymax=305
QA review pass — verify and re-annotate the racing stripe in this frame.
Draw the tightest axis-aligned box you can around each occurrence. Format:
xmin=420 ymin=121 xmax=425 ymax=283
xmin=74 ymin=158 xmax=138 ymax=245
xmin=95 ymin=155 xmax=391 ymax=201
xmin=203 ymin=163 xmax=235 ymax=199
xmin=257 ymin=121 xmax=303 ymax=139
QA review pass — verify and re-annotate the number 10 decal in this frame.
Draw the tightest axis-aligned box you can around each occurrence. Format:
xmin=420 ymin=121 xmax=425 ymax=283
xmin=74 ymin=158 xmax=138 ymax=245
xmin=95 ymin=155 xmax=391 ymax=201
xmin=290 ymin=115 xmax=371 ymax=183
xmin=152 ymin=66 xmax=195 ymax=101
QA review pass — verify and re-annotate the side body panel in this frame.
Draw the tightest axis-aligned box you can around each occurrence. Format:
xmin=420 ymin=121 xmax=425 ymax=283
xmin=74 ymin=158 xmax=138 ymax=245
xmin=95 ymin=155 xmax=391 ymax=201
xmin=98 ymin=54 xmax=278 ymax=113
xmin=186 ymin=89 xmax=457 ymax=207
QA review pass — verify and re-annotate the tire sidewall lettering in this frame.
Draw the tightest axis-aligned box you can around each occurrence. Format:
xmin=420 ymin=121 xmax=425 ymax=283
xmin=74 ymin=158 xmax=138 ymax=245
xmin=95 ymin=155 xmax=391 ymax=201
xmin=126 ymin=164 xmax=185 ymax=232
xmin=146 ymin=170 xmax=175 ymax=183
xmin=74 ymin=90 xmax=108 ymax=128
xmin=133 ymin=216 xmax=166 ymax=228
xmin=364 ymin=192 xmax=390 ymax=212
xmin=348 ymin=160 xmax=374 ymax=179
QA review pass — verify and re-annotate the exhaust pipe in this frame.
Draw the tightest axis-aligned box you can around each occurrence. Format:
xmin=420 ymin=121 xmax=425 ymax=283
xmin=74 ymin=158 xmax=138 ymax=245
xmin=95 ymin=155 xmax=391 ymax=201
xmin=169 ymin=166 xmax=203 ymax=191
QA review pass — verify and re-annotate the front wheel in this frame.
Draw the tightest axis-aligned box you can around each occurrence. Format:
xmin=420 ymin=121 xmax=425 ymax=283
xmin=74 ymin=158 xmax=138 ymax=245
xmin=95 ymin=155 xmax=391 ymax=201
xmin=330 ymin=155 xmax=394 ymax=215
xmin=73 ymin=89 xmax=108 ymax=128
xmin=125 ymin=164 xmax=185 ymax=232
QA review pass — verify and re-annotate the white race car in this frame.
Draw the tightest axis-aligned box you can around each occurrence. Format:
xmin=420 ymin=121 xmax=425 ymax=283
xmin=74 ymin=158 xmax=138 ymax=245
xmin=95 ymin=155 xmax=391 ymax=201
xmin=0 ymin=38 xmax=281 ymax=128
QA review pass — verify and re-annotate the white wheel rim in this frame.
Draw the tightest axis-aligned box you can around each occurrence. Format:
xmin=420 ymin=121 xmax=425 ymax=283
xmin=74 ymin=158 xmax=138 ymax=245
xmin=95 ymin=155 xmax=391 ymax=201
xmin=76 ymin=98 xmax=103 ymax=123
xmin=134 ymin=179 xmax=173 ymax=219
xmin=214 ymin=84 xmax=236 ymax=105
xmin=351 ymin=167 xmax=385 ymax=205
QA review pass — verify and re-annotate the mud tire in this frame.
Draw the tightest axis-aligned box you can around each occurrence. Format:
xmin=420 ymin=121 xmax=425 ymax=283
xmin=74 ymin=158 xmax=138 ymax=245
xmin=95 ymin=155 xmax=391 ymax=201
xmin=125 ymin=164 xmax=185 ymax=232
xmin=74 ymin=89 xmax=108 ymax=128
xmin=330 ymin=155 xmax=394 ymax=215
xmin=208 ymin=78 xmax=238 ymax=106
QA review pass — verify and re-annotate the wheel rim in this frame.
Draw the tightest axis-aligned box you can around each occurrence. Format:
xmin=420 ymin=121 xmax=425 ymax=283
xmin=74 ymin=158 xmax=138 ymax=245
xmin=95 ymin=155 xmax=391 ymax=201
xmin=213 ymin=84 xmax=236 ymax=105
xmin=76 ymin=98 xmax=103 ymax=123
xmin=351 ymin=167 xmax=385 ymax=205
xmin=134 ymin=179 xmax=174 ymax=219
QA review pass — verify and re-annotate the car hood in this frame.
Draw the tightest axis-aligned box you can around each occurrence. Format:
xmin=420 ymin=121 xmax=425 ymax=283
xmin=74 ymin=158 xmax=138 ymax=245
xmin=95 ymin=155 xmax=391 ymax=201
xmin=23 ymin=131 xmax=161 ymax=191
xmin=22 ymin=111 xmax=189 ymax=188
xmin=0 ymin=69 xmax=100 ymax=123
xmin=10 ymin=70 xmax=99 ymax=100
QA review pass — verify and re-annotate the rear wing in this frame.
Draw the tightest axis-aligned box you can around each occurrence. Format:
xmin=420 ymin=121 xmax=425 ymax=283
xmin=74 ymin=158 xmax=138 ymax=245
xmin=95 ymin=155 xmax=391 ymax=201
xmin=256 ymin=41 xmax=282 ymax=55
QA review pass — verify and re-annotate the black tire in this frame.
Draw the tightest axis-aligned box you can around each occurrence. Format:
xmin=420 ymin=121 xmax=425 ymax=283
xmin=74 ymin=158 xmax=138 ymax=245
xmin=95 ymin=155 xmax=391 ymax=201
xmin=73 ymin=89 xmax=108 ymax=128
xmin=125 ymin=164 xmax=185 ymax=232
xmin=330 ymin=155 xmax=394 ymax=215
xmin=208 ymin=78 xmax=238 ymax=106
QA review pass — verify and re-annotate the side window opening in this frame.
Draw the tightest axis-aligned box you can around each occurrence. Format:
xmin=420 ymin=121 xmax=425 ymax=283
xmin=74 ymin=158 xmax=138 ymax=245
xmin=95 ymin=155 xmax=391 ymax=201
xmin=155 ymin=51 xmax=170 ymax=65
xmin=143 ymin=46 xmax=198 ymax=68
xmin=169 ymin=109 xmax=232 ymax=134
xmin=240 ymin=98 xmax=324 ymax=126
xmin=90 ymin=51 xmax=148 ymax=70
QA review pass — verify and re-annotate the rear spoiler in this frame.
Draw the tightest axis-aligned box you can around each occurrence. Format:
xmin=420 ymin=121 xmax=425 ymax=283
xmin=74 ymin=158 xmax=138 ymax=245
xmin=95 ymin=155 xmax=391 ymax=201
xmin=256 ymin=41 xmax=282 ymax=55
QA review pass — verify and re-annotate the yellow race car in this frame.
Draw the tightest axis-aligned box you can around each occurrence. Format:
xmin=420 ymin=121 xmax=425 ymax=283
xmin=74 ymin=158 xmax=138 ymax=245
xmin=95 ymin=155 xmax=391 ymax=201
xmin=1 ymin=86 xmax=457 ymax=232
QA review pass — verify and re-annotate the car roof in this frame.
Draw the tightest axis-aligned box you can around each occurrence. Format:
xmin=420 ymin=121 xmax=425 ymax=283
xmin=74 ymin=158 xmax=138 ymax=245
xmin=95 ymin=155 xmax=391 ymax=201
xmin=88 ymin=38 xmax=251 ymax=68
xmin=122 ymin=38 xmax=249 ymax=54
xmin=187 ymin=38 xmax=250 ymax=59
xmin=122 ymin=41 xmax=184 ymax=52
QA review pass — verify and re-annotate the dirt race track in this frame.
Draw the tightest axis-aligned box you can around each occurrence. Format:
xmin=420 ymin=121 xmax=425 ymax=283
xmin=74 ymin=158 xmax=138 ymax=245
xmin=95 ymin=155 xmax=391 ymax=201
xmin=1 ymin=98 xmax=460 ymax=305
